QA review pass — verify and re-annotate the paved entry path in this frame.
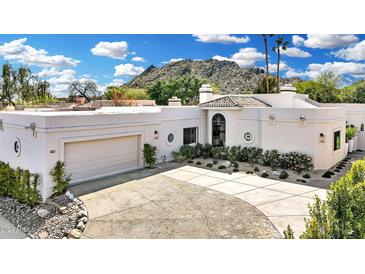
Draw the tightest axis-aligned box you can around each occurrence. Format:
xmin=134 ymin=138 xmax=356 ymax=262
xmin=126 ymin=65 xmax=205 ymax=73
xmin=165 ymin=166 xmax=327 ymax=238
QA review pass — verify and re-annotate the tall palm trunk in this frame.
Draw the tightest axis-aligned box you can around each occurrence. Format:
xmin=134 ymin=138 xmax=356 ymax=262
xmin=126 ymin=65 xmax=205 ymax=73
xmin=276 ymin=46 xmax=280 ymax=93
xmin=264 ymin=35 xmax=269 ymax=93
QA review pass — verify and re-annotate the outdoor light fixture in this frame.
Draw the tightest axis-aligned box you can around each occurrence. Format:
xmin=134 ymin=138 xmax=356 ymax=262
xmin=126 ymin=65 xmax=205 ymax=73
xmin=154 ymin=130 xmax=159 ymax=139
xmin=269 ymin=114 xmax=276 ymax=125
xmin=320 ymin=133 xmax=326 ymax=143
xmin=299 ymin=114 xmax=306 ymax=127
xmin=361 ymin=123 xmax=364 ymax=132
xmin=25 ymin=122 xmax=37 ymax=137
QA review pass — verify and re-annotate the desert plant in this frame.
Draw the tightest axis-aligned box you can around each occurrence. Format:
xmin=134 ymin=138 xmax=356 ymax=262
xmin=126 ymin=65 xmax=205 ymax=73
xmin=232 ymin=168 xmax=239 ymax=172
xmin=213 ymin=160 xmax=218 ymax=165
xmin=346 ymin=127 xmax=357 ymax=140
xmin=218 ymin=165 xmax=226 ymax=169
xmin=196 ymin=161 xmax=202 ymax=165
xmin=296 ymin=179 xmax=307 ymax=184
xmin=254 ymin=166 xmax=260 ymax=172
xmin=50 ymin=161 xmax=71 ymax=195
xmin=187 ymin=160 xmax=194 ymax=164
xmin=193 ymin=143 xmax=204 ymax=158
xmin=179 ymin=145 xmax=194 ymax=160
xmin=322 ymin=171 xmax=333 ymax=178
xmin=227 ymin=146 xmax=241 ymax=162
xmin=279 ymin=170 xmax=289 ymax=179
xmin=283 ymin=225 xmax=295 ymax=239
xmin=206 ymin=163 xmax=213 ymax=168
xmin=202 ymin=143 xmax=213 ymax=159
xmin=261 ymin=172 xmax=269 ymax=178
xmin=143 ymin=143 xmax=158 ymax=168
xmin=172 ymin=151 xmax=185 ymax=163
xmin=303 ymin=173 xmax=311 ymax=179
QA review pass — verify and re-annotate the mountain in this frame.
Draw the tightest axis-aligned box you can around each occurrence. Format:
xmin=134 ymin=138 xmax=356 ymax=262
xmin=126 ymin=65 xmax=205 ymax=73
xmin=126 ymin=59 xmax=268 ymax=94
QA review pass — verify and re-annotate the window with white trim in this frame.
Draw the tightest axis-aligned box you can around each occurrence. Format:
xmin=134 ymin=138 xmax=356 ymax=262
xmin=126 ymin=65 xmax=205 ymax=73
xmin=183 ymin=127 xmax=197 ymax=145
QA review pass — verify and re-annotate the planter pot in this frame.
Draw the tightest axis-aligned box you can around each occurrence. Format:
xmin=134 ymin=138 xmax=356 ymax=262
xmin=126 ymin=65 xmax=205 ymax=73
xmin=353 ymin=135 xmax=359 ymax=151
xmin=345 ymin=143 xmax=349 ymax=155
xmin=348 ymin=139 xmax=354 ymax=153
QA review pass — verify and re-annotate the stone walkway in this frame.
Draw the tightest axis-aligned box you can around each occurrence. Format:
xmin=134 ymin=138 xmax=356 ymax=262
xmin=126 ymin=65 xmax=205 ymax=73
xmin=163 ymin=166 xmax=327 ymax=238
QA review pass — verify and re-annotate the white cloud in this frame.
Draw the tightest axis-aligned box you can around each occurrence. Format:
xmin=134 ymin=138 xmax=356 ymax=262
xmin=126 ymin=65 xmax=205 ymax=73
xmin=131 ymin=56 xmax=145 ymax=62
xmin=109 ymin=79 xmax=125 ymax=86
xmin=91 ymin=41 xmax=129 ymax=60
xmin=268 ymin=62 xmax=290 ymax=73
xmin=285 ymin=61 xmax=365 ymax=79
xmin=193 ymin=34 xmax=250 ymax=44
xmin=333 ymin=40 xmax=365 ymax=61
xmin=0 ymin=38 xmax=80 ymax=67
xmin=213 ymin=47 xmax=265 ymax=67
xmin=299 ymin=34 xmax=359 ymax=49
xmin=162 ymin=58 xmax=184 ymax=64
xmin=281 ymin=47 xmax=311 ymax=58
xmin=114 ymin=63 xmax=145 ymax=77
xmin=292 ymin=35 xmax=305 ymax=47
xmin=38 ymin=67 xmax=76 ymax=78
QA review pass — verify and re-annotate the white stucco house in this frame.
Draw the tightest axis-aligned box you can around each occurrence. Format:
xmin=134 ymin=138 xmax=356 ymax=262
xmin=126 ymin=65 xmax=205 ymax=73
xmin=1 ymin=83 xmax=364 ymax=200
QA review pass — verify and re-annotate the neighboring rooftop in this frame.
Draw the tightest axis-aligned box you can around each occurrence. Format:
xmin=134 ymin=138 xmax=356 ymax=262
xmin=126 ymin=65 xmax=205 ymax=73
xmin=74 ymin=99 xmax=156 ymax=111
xmin=200 ymin=95 xmax=271 ymax=108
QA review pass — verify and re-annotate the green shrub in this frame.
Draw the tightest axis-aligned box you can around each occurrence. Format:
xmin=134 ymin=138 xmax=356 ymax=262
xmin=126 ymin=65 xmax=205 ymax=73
xmin=0 ymin=161 xmax=41 ymax=207
xmin=187 ymin=160 xmax=194 ymax=164
xmin=261 ymin=172 xmax=269 ymax=178
xmin=50 ymin=161 xmax=71 ymax=195
xmin=227 ymin=146 xmax=241 ymax=162
xmin=218 ymin=165 xmax=226 ymax=169
xmin=279 ymin=170 xmax=289 ymax=179
xmin=206 ymin=163 xmax=213 ymax=168
xmin=196 ymin=161 xmax=202 ymax=165
xmin=254 ymin=166 xmax=260 ymax=172
xmin=322 ymin=171 xmax=333 ymax=178
xmin=179 ymin=145 xmax=194 ymax=160
xmin=233 ymin=162 xmax=239 ymax=168
xmin=303 ymin=173 xmax=311 ymax=179
xmin=193 ymin=143 xmax=204 ymax=158
xmin=247 ymin=147 xmax=263 ymax=165
xmin=246 ymin=171 xmax=254 ymax=174
xmin=202 ymin=143 xmax=213 ymax=159
xmin=346 ymin=127 xmax=357 ymax=140
xmin=238 ymin=147 xmax=249 ymax=162
xmin=213 ymin=160 xmax=218 ymax=165
xmin=143 ymin=143 xmax=158 ymax=168
xmin=232 ymin=168 xmax=239 ymax=172
xmin=297 ymin=179 xmax=307 ymax=184
xmin=283 ymin=225 xmax=295 ymax=239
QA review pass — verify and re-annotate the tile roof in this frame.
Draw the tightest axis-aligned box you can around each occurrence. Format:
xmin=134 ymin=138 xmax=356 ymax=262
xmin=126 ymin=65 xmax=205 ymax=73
xmin=200 ymin=96 xmax=270 ymax=108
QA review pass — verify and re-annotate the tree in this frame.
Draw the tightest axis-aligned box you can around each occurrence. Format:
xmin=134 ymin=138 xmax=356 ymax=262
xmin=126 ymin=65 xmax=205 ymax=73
xmin=294 ymin=72 xmax=342 ymax=103
xmin=147 ymin=77 xmax=207 ymax=105
xmin=259 ymin=34 xmax=274 ymax=93
xmin=300 ymin=158 xmax=365 ymax=239
xmin=68 ymin=80 xmax=99 ymax=102
xmin=272 ymin=36 xmax=289 ymax=92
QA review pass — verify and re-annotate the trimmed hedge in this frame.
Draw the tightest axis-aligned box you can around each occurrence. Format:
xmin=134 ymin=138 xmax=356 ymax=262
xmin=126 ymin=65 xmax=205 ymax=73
xmin=0 ymin=161 xmax=41 ymax=207
xmin=172 ymin=143 xmax=314 ymax=172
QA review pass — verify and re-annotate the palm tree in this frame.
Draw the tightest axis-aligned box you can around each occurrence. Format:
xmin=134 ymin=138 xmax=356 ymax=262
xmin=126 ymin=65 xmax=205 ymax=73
xmin=272 ymin=36 xmax=289 ymax=92
xmin=259 ymin=34 xmax=274 ymax=93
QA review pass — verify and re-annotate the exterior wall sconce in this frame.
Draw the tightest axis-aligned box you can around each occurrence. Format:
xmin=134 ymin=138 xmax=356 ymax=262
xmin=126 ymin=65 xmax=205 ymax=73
xmin=299 ymin=114 xmax=306 ymax=127
xmin=361 ymin=123 xmax=364 ymax=132
xmin=0 ymin=119 xmax=3 ymax=131
xmin=25 ymin=122 xmax=37 ymax=137
xmin=319 ymin=133 xmax=326 ymax=143
xmin=154 ymin=130 xmax=159 ymax=139
xmin=269 ymin=114 xmax=276 ymax=125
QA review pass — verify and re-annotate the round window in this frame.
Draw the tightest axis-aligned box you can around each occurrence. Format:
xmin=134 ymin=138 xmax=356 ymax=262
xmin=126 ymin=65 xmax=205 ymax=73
xmin=243 ymin=132 xmax=254 ymax=143
xmin=167 ymin=133 xmax=174 ymax=143
xmin=14 ymin=137 xmax=21 ymax=156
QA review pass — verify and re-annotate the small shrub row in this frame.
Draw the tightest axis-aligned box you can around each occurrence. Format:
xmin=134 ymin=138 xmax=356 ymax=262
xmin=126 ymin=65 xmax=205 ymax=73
xmin=172 ymin=143 xmax=313 ymax=172
xmin=0 ymin=161 xmax=41 ymax=207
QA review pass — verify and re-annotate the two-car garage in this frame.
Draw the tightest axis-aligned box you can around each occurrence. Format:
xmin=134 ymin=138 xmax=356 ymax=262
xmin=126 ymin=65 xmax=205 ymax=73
xmin=64 ymin=135 xmax=141 ymax=185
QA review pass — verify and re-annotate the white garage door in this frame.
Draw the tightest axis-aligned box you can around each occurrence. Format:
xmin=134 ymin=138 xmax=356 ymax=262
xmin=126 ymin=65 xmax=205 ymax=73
xmin=64 ymin=135 xmax=140 ymax=184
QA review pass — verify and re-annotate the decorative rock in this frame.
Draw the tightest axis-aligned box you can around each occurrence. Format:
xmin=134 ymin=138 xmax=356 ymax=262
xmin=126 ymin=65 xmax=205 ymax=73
xmin=76 ymin=221 xmax=85 ymax=231
xmin=221 ymin=161 xmax=231 ymax=168
xmin=68 ymin=229 xmax=82 ymax=239
xmin=79 ymin=204 xmax=87 ymax=212
xmin=65 ymin=191 xmax=75 ymax=200
xmin=38 ymin=231 xmax=49 ymax=239
xmin=79 ymin=216 xmax=88 ymax=224
xmin=59 ymin=206 xmax=68 ymax=214
xmin=77 ymin=210 xmax=88 ymax=218
xmin=37 ymin=208 xmax=49 ymax=218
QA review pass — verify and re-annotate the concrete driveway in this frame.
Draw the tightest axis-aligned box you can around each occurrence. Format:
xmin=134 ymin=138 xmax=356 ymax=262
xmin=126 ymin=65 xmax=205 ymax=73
xmin=165 ymin=166 xmax=327 ymax=238
xmin=72 ymin=165 xmax=327 ymax=239
xmin=75 ymin=170 xmax=281 ymax=239
xmin=0 ymin=215 xmax=27 ymax=239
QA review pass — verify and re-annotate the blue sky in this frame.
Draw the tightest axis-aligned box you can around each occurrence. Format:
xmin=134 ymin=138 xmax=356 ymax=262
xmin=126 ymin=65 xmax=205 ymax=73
xmin=1 ymin=34 xmax=365 ymax=97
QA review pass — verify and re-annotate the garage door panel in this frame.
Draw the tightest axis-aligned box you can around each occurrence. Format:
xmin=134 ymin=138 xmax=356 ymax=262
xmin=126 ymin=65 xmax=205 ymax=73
xmin=65 ymin=135 xmax=140 ymax=184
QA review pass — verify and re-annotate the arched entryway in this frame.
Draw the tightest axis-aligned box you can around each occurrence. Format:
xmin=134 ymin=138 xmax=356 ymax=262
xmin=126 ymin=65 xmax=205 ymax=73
xmin=212 ymin=113 xmax=226 ymax=146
